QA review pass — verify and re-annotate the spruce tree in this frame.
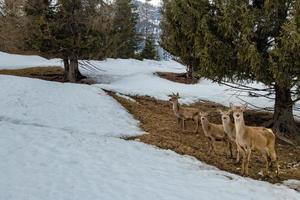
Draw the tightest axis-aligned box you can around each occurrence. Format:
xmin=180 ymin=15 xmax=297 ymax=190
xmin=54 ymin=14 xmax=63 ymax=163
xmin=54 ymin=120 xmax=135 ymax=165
xmin=160 ymin=0 xmax=200 ymax=78
xmin=162 ymin=0 xmax=300 ymax=141
xmin=141 ymin=33 xmax=157 ymax=60
xmin=24 ymin=0 xmax=109 ymax=82
xmin=111 ymin=0 xmax=139 ymax=58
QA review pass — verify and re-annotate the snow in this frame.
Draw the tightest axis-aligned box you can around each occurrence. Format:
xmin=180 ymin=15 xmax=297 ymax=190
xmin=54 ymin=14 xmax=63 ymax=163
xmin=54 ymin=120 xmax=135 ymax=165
xmin=0 ymin=52 xmax=299 ymax=199
xmin=0 ymin=51 xmax=61 ymax=69
xmin=283 ymin=180 xmax=300 ymax=191
xmin=138 ymin=0 xmax=161 ymax=7
xmin=0 ymin=75 xmax=141 ymax=137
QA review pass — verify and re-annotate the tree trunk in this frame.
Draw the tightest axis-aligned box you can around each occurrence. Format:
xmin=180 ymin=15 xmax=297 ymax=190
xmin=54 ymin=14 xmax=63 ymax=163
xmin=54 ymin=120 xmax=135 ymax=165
xmin=67 ymin=55 xmax=86 ymax=83
xmin=186 ymin=65 xmax=194 ymax=79
xmin=272 ymin=84 xmax=299 ymax=141
xmin=63 ymin=57 xmax=69 ymax=82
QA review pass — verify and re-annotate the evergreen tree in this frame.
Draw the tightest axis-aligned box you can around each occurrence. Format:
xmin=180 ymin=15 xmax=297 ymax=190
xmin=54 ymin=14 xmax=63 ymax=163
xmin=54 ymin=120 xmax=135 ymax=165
xmin=111 ymin=0 xmax=139 ymax=58
xmin=162 ymin=0 xmax=300 ymax=141
xmin=161 ymin=0 xmax=200 ymax=78
xmin=141 ymin=33 xmax=157 ymax=60
xmin=24 ymin=0 xmax=109 ymax=82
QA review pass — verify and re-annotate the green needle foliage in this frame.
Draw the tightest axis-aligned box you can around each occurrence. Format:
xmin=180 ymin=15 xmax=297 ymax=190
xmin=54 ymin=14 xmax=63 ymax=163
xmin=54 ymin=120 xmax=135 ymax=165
xmin=141 ymin=33 xmax=158 ymax=60
xmin=111 ymin=0 xmax=140 ymax=58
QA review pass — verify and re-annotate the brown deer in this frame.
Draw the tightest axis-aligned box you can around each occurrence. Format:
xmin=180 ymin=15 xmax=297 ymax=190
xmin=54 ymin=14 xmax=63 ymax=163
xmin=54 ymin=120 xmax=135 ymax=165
xmin=199 ymin=112 xmax=229 ymax=155
xmin=218 ymin=109 xmax=241 ymax=162
xmin=168 ymin=93 xmax=200 ymax=133
xmin=230 ymin=104 xmax=279 ymax=176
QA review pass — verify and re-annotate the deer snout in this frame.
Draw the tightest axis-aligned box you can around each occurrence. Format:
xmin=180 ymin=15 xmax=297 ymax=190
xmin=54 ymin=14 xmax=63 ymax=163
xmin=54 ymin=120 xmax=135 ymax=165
xmin=235 ymin=114 xmax=240 ymax=118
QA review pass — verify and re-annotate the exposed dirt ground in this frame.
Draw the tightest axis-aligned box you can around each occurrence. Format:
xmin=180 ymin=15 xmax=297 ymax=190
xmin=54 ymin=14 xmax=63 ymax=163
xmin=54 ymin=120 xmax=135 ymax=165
xmin=0 ymin=67 xmax=95 ymax=84
xmin=156 ymin=72 xmax=198 ymax=84
xmin=1 ymin=67 xmax=299 ymax=185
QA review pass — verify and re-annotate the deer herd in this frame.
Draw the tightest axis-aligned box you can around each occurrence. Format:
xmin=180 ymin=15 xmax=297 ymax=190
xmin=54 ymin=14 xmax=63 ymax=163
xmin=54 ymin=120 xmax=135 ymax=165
xmin=169 ymin=93 xmax=279 ymax=177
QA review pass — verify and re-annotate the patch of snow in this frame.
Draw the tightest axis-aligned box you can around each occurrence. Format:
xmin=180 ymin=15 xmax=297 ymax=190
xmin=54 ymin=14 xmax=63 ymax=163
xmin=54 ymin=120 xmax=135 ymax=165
xmin=0 ymin=51 xmax=62 ymax=69
xmin=138 ymin=0 xmax=161 ymax=7
xmin=282 ymin=180 xmax=300 ymax=192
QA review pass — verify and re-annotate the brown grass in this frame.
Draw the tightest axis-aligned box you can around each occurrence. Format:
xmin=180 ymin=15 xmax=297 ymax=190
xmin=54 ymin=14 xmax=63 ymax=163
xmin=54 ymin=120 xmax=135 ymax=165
xmin=0 ymin=67 xmax=95 ymax=84
xmin=0 ymin=67 xmax=65 ymax=82
xmin=110 ymin=93 xmax=300 ymax=184
xmin=156 ymin=72 xmax=198 ymax=84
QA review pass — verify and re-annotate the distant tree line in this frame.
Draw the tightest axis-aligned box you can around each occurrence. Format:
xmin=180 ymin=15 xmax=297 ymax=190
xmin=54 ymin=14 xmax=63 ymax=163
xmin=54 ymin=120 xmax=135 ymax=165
xmin=161 ymin=0 xmax=300 ymax=142
xmin=0 ymin=0 xmax=158 ymax=82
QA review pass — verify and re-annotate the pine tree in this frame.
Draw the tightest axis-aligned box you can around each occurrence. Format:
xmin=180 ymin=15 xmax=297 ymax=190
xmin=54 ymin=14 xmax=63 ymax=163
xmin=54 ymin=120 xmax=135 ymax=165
xmin=141 ymin=33 xmax=157 ymax=60
xmin=162 ymin=0 xmax=300 ymax=141
xmin=24 ymin=0 xmax=110 ymax=82
xmin=160 ymin=0 xmax=200 ymax=78
xmin=111 ymin=0 xmax=140 ymax=58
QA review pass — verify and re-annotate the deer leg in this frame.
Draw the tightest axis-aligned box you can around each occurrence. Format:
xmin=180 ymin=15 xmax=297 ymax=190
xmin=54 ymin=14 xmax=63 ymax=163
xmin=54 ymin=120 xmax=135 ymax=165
xmin=240 ymin=148 xmax=246 ymax=175
xmin=235 ymin=144 xmax=242 ymax=164
xmin=245 ymin=148 xmax=252 ymax=176
xmin=194 ymin=117 xmax=199 ymax=133
xmin=269 ymin=149 xmax=279 ymax=176
xmin=261 ymin=150 xmax=269 ymax=177
xmin=211 ymin=138 xmax=217 ymax=154
xmin=181 ymin=119 xmax=185 ymax=130
xmin=177 ymin=117 xmax=180 ymax=124
xmin=227 ymin=140 xmax=233 ymax=158
xmin=208 ymin=138 xmax=213 ymax=154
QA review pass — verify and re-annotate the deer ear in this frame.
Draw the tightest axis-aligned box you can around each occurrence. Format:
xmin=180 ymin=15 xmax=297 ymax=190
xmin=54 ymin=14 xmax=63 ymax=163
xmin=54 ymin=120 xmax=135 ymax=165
xmin=242 ymin=103 xmax=248 ymax=111
xmin=217 ymin=109 xmax=223 ymax=114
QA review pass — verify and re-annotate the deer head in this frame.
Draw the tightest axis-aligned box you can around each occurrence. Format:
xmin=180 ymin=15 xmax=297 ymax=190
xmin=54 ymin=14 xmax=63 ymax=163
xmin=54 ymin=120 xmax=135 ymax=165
xmin=218 ymin=109 xmax=232 ymax=124
xmin=230 ymin=103 xmax=247 ymax=121
xmin=168 ymin=92 xmax=180 ymax=103
xmin=199 ymin=111 xmax=209 ymax=122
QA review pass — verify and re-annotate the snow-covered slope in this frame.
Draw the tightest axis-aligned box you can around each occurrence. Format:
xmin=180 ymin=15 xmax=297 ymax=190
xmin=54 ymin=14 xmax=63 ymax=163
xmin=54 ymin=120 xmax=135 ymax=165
xmin=80 ymin=59 xmax=274 ymax=110
xmin=0 ymin=75 xmax=141 ymax=137
xmin=0 ymin=75 xmax=299 ymax=200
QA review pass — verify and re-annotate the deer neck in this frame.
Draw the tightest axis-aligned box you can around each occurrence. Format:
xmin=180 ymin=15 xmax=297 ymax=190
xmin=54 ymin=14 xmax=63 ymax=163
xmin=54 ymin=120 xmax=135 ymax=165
xmin=201 ymin=118 xmax=210 ymax=133
xmin=234 ymin=116 xmax=246 ymax=137
xmin=223 ymin=120 xmax=235 ymax=133
xmin=172 ymin=100 xmax=180 ymax=117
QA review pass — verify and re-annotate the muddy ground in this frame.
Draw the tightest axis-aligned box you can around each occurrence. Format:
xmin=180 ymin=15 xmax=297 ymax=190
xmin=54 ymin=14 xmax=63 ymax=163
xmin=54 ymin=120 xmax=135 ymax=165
xmin=1 ymin=67 xmax=299 ymax=184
